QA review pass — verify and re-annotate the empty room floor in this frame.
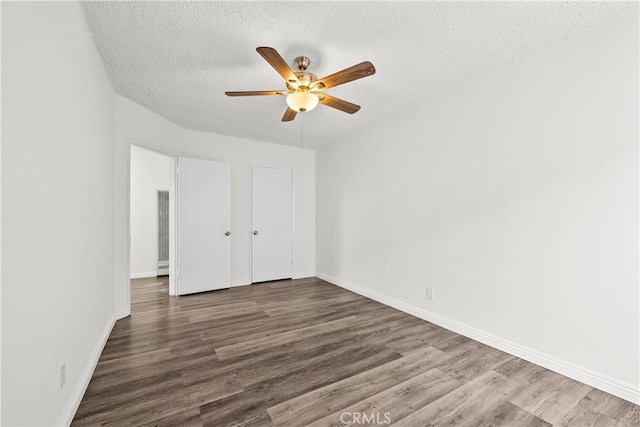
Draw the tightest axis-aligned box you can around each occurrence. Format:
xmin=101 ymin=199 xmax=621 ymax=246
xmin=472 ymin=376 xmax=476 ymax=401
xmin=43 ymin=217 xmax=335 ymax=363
xmin=72 ymin=277 xmax=638 ymax=426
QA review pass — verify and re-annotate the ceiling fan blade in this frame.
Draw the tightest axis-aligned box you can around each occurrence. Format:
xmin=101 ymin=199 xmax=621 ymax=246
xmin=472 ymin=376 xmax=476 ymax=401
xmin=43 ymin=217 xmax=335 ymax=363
xmin=281 ymin=107 xmax=298 ymax=122
xmin=256 ymin=47 xmax=300 ymax=85
xmin=225 ymin=90 xmax=287 ymax=96
xmin=317 ymin=94 xmax=361 ymax=114
xmin=313 ymin=61 xmax=376 ymax=90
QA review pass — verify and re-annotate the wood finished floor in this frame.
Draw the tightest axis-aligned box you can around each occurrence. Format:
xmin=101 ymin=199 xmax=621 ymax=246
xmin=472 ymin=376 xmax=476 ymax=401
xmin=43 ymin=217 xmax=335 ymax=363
xmin=72 ymin=277 xmax=638 ymax=426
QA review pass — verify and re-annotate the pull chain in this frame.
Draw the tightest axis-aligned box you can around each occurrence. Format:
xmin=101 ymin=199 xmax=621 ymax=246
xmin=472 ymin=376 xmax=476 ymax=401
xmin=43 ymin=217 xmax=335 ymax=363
xmin=300 ymin=115 xmax=305 ymax=149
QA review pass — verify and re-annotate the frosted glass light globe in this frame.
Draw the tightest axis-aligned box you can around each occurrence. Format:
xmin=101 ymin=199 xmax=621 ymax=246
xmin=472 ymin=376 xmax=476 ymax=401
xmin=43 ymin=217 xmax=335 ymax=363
xmin=286 ymin=91 xmax=319 ymax=112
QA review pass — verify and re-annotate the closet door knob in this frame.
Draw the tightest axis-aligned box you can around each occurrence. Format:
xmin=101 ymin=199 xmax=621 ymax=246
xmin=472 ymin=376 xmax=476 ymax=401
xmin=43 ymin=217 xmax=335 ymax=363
xmin=225 ymin=231 xmax=231 ymax=236
xmin=253 ymin=230 xmax=259 ymax=235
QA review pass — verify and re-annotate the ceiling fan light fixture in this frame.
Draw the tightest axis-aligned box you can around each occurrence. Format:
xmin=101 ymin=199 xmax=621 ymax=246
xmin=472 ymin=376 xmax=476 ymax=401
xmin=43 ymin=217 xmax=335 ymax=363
xmin=226 ymin=47 xmax=375 ymax=121
xmin=286 ymin=91 xmax=319 ymax=113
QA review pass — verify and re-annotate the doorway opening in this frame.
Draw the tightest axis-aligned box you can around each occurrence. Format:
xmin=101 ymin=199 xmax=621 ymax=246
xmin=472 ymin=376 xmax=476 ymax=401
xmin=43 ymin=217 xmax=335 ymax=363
xmin=157 ymin=190 xmax=170 ymax=276
xmin=129 ymin=145 xmax=177 ymax=295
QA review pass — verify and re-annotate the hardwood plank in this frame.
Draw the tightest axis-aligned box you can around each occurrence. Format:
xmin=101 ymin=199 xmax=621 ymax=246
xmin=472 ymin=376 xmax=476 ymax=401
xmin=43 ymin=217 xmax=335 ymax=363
xmin=577 ymin=388 xmax=640 ymax=425
xmin=182 ymin=317 xmax=406 ymax=390
xmin=91 ymin=347 xmax=172 ymax=378
xmin=267 ymin=346 xmax=444 ymax=426
xmin=393 ymin=370 xmax=522 ymax=426
xmin=439 ymin=341 xmax=515 ymax=382
xmin=559 ymin=404 xmax=622 ymax=426
xmin=199 ymin=308 xmax=355 ymax=347
xmin=73 ymin=373 xmax=185 ymax=422
xmin=263 ymin=292 xmax=365 ymax=317
xmin=199 ymin=344 xmax=403 ymax=427
xmin=138 ymin=408 xmax=203 ymax=427
xmin=187 ymin=301 xmax=262 ymax=323
xmin=509 ymin=369 xmax=592 ymax=425
xmin=559 ymin=387 xmax=639 ymax=427
xmin=234 ymin=314 xmax=417 ymax=388
xmin=476 ymin=401 xmax=552 ymax=427
xmin=306 ymin=368 xmax=460 ymax=426
xmin=215 ymin=315 xmax=358 ymax=360
xmin=494 ymin=357 xmax=550 ymax=384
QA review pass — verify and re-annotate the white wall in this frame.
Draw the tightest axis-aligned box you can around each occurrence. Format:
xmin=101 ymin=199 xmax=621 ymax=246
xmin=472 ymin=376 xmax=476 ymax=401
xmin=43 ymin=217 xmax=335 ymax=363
xmin=115 ymin=95 xmax=315 ymax=291
xmin=0 ymin=3 xmax=4 ymax=421
xmin=113 ymin=82 xmax=132 ymax=318
xmin=316 ymin=9 xmax=639 ymax=403
xmin=113 ymin=90 xmax=184 ymax=314
xmin=2 ymin=2 xmax=117 ymax=425
xmin=129 ymin=145 xmax=173 ymax=278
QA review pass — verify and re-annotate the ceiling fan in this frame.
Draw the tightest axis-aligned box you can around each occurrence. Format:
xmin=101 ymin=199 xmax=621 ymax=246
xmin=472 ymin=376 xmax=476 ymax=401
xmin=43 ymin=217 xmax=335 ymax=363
xmin=225 ymin=47 xmax=376 ymax=122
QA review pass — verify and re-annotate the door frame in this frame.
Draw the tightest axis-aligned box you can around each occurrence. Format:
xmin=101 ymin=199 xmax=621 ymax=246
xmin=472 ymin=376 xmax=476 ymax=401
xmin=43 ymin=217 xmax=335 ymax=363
xmin=250 ymin=164 xmax=294 ymax=283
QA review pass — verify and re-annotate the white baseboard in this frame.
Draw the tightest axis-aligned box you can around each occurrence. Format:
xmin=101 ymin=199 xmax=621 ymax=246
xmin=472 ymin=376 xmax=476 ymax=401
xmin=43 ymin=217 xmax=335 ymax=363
xmin=130 ymin=271 xmax=157 ymax=279
xmin=293 ymin=272 xmax=316 ymax=279
xmin=57 ymin=314 xmax=116 ymax=426
xmin=316 ymin=272 xmax=640 ymax=405
xmin=230 ymin=282 xmax=251 ymax=288
xmin=114 ymin=306 xmax=131 ymax=320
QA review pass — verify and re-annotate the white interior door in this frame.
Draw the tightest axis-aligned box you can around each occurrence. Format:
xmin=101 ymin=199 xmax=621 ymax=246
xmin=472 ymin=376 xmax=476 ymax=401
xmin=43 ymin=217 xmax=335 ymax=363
xmin=178 ymin=157 xmax=231 ymax=295
xmin=252 ymin=166 xmax=293 ymax=283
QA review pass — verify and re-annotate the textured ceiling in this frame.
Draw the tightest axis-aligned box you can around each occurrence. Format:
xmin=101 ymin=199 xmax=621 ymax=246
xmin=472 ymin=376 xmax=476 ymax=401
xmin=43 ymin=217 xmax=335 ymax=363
xmin=81 ymin=1 xmax=630 ymax=148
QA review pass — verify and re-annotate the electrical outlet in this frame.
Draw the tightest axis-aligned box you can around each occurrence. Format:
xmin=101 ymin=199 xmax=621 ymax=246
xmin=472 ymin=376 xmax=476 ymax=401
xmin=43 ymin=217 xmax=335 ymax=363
xmin=60 ymin=363 xmax=66 ymax=389
xmin=426 ymin=287 xmax=435 ymax=301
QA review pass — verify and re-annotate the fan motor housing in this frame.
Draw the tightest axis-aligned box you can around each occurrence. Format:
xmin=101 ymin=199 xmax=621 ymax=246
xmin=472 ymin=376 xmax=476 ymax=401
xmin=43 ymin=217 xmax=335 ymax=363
xmin=286 ymin=71 xmax=318 ymax=91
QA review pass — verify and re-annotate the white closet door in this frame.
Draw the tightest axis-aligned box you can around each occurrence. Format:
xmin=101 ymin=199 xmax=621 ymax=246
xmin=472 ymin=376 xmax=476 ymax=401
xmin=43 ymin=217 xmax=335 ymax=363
xmin=178 ymin=157 xmax=231 ymax=295
xmin=251 ymin=166 xmax=293 ymax=283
